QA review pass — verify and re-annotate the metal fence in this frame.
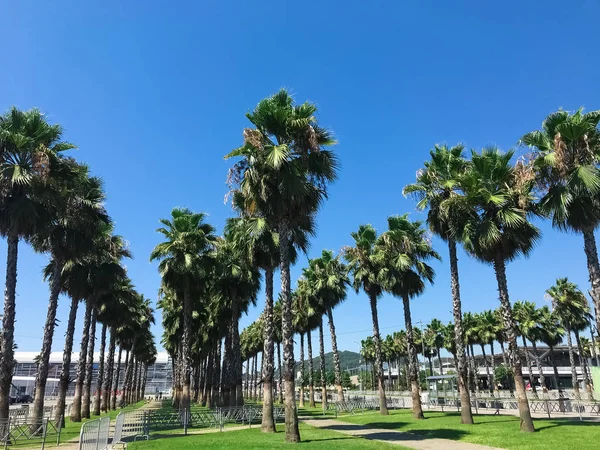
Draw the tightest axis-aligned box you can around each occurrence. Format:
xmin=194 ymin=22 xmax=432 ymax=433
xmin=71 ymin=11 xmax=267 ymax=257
xmin=428 ymin=393 xmax=600 ymax=420
xmin=78 ymin=416 xmax=110 ymax=450
xmin=0 ymin=418 xmax=62 ymax=450
xmin=111 ymin=405 xmax=286 ymax=441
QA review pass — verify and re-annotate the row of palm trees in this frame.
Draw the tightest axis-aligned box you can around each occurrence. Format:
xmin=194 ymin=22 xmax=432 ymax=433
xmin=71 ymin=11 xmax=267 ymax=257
xmin=0 ymin=107 xmax=157 ymax=426
xmin=364 ymin=278 xmax=597 ymax=399
xmin=155 ymin=92 xmax=600 ymax=440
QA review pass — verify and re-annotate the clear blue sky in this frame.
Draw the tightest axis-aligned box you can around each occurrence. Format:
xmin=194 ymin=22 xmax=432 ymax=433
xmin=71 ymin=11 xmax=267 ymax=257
xmin=1 ymin=1 xmax=599 ymax=360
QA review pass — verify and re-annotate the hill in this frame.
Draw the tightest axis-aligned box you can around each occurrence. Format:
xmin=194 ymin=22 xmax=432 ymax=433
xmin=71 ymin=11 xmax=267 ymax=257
xmin=296 ymin=350 xmax=361 ymax=372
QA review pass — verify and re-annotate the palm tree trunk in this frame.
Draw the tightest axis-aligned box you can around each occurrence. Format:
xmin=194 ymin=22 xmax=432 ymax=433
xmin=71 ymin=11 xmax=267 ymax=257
xmin=213 ymin=340 xmax=221 ymax=406
xmin=428 ymin=355 xmax=433 ymax=377
xmin=388 ymin=360 xmax=392 ymax=390
xmin=493 ymin=255 xmax=534 ymax=432
xmin=222 ymin=324 xmax=232 ymax=406
xmin=490 ymin=344 xmax=498 ymax=396
xmin=530 ymin=340 xmax=545 ymax=391
xmin=499 ymin=341 xmax=512 ymax=393
xmin=277 ymin=344 xmax=283 ymax=404
xmin=55 ymin=295 xmax=79 ymax=424
xmin=402 ymin=295 xmax=422 ymax=419
xmin=318 ymin=320 xmax=328 ymax=411
xmin=447 ymin=239 xmax=473 ymax=424
xmin=521 ymin=335 xmax=537 ymax=395
xmin=205 ymin=351 xmax=213 ymax=407
xmin=574 ymin=329 xmax=593 ymax=399
xmin=436 ymin=347 xmax=444 ymax=376
xmin=307 ymin=331 xmax=315 ymax=407
xmin=582 ymin=228 xmax=600 ymax=339
xmin=548 ymin=345 xmax=562 ymax=394
xmin=231 ymin=302 xmax=244 ymax=406
xmin=278 ymin=218 xmax=300 ymax=443
xmin=102 ymin=328 xmax=116 ymax=412
xmin=480 ymin=344 xmax=492 ymax=395
xmin=465 ymin=345 xmax=472 ymax=392
xmin=181 ymin=279 xmax=193 ymax=412
xmin=368 ymin=292 xmax=389 ymax=415
xmin=326 ymin=309 xmax=344 ymax=402
xmin=71 ymin=300 xmax=92 ymax=422
xmin=0 ymin=231 xmax=19 ymax=422
xmin=82 ymin=309 xmax=97 ymax=418
xmin=470 ymin=344 xmax=479 ymax=396
xmin=112 ymin=347 xmax=122 ymax=410
xmin=261 ymin=267 xmax=275 ymax=431
xmin=299 ymin=333 xmax=305 ymax=408
xmin=32 ymin=256 xmax=63 ymax=424
xmin=123 ymin=348 xmax=134 ymax=407
xmin=93 ymin=323 xmax=107 ymax=415
xmin=251 ymin=353 xmax=257 ymax=402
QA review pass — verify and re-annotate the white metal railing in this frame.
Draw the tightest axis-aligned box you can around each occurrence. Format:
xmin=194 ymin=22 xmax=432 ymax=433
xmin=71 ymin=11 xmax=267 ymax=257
xmin=79 ymin=416 xmax=110 ymax=450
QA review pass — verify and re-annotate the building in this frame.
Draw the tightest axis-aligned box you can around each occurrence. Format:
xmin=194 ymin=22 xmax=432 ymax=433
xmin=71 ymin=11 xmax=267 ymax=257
xmin=12 ymin=351 xmax=173 ymax=397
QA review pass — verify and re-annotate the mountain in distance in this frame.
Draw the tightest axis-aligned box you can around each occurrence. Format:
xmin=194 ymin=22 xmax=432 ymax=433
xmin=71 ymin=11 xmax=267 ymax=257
xmin=295 ymin=350 xmax=361 ymax=372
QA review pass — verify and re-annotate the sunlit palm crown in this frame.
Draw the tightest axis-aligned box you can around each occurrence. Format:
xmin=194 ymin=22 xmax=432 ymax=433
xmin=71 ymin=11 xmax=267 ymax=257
xmin=522 ymin=109 xmax=600 ymax=232
xmin=459 ymin=148 xmax=540 ymax=264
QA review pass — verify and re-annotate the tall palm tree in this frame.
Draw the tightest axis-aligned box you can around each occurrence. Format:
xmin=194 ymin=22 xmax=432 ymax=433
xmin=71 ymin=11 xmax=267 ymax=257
xmin=403 ymin=143 xmax=474 ymax=424
xmin=547 ymin=278 xmax=593 ymax=399
xmin=378 ymin=214 xmax=439 ymax=419
xmin=344 ymin=225 xmax=389 ymax=415
xmin=513 ymin=301 xmax=541 ymax=394
xmin=473 ymin=311 xmax=497 ymax=395
xmin=458 ymin=148 xmax=537 ymax=432
xmin=151 ymin=208 xmax=217 ymax=412
xmin=463 ymin=312 xmax=479 ymax=395
xmin=537 ymin=309 xmax=565 ymax=394
xmin=0 ymin=107 xmax=75 ymax=419
xmin=522 ymin=110 xmax=600 ymax=335
xmin=308 ymin=250 xmax=349 ymax=400
xmin=63 ymin=230 xmax=130 ymax=422
xmin=426 ymin=319 xmax=445 ymax=376
xmin=225 ymin=202 xmax=308 ymax=431
xmin=225 ymin=90 xmax=338 ymax=443
xmin=29 ymin=162 xmax=109 ymax=423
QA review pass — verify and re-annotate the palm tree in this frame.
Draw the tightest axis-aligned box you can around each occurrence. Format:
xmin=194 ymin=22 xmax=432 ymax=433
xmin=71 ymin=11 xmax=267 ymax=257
xmin=458 ymin=148 xmax=537 ymax=432
xmin=474 ymin=311 xmax=497 ymax=395
xmin=403 ymin=143 xmax=474 ymax=424
xmin=378 ymin=215 xmax=439 ymax=419
xmin=308 ymin=250 xmax=349 ymax=400
xmin=522 ymin=110 xmax=600 ymax=335
xmin=547 ymin=278 xmax=593 ymax=399
xmin=344 ymin=225 xmax=389 ymax=415
xmin=463 ymin=312 xmax=479 ymax=395
xmin=537 ymin=309 xmax=565 ymax=394
xmin=0 ymin=107 xmax=75 ymax=419
xmin=513 ymin=301 xmax=541 ymax=394
xmin=442 ymin=323 xmax=458 ymax=374
xmin=29 ymin=162 xmax=109 ymax=423
xmin=225 ymin=201 xmax=308 ymax=431
xmin=426 ymin=319 xmax=445 ymax=376
xmin=225 ymin=90 xmax=338 ymax=443
xmin=151 ymin=208 xmax=217 ymax=412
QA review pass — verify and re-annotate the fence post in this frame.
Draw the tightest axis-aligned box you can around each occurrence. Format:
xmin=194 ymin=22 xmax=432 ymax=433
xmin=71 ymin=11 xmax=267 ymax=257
xmin=40 ymin=419 xmax=47 ymax=450
xmin=57 ymin=417 xmax=62 ymax=446
xmin=96 ymin=418 xmax=102 ymax=450
xmin=4 ymin=417 xmax=9 ymax=450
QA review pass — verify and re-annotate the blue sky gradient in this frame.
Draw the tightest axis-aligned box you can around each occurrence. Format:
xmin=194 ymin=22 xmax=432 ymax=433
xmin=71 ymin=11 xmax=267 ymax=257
xmin=1 ymin=1 xmax=600 ymax=359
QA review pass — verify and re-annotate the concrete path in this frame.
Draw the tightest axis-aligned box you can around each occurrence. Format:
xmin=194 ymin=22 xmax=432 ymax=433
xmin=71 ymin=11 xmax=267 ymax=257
xmin=302 ymin=418 xmax=503 ymax=450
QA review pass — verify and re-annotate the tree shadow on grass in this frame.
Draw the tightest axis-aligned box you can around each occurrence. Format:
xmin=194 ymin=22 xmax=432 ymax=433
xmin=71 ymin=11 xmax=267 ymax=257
xmin=302 ymin=437 xmax=355 ymax=443
xmin=320 ymin=423 xmax=469 ymax=442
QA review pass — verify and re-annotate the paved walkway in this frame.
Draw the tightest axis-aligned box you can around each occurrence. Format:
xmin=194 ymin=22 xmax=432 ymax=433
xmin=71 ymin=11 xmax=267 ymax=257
xmin=302 ymin=418 xmax=503 ymax=450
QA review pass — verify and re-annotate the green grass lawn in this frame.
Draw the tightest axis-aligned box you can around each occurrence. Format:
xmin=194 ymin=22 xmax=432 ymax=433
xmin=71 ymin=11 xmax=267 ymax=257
xmin=336 ymin=409 xmax=600 ymax=450
xmin=128 ymin=423 xmax=408 ymax=449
